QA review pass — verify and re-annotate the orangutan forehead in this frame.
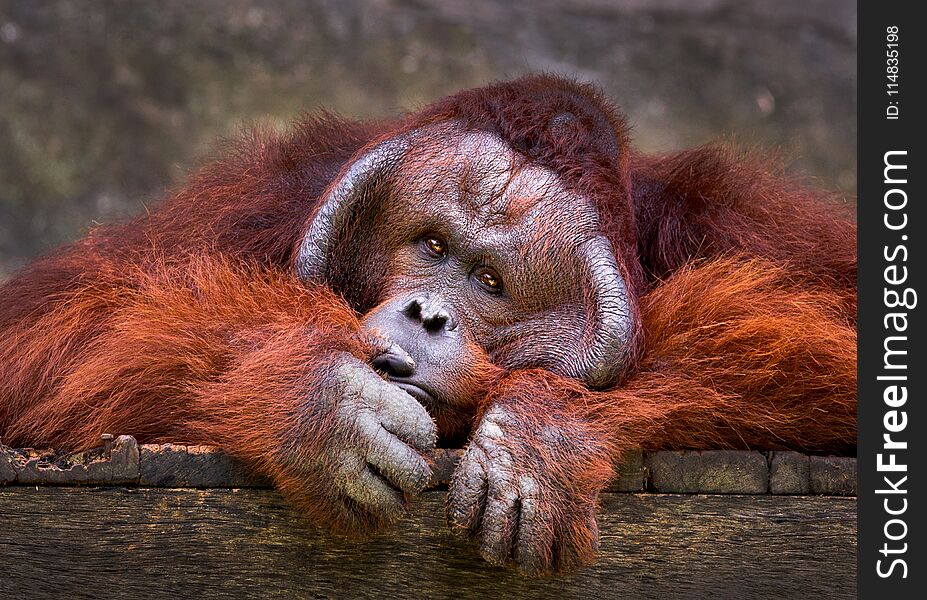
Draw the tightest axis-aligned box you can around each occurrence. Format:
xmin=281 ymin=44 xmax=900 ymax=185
xmin=397 ymin=123 xmax=599 ymax=232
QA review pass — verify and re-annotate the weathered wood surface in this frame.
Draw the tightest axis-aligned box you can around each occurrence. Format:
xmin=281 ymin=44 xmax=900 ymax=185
xmin=0 ymin=487 xmax=855 ymax=599
xmin=1 ymin=438 xmax=857 ymax=495
xmin=0 ymin=439 xmax=858 ymax=597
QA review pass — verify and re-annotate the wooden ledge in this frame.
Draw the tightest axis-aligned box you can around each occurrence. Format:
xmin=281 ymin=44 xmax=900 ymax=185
xmin=1 ymin=435 xmax=856 ymax=495
xmin=1 ymin=436 xmax=857 ymax=598
xmin=0 ymin=490 xmax=856 ymax=598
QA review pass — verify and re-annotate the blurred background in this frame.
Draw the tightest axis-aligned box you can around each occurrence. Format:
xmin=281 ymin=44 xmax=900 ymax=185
xmin=0 ymin=0 xmax=856 ymax=279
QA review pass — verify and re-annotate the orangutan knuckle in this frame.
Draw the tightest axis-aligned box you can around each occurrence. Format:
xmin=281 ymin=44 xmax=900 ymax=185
xmin=479 ymin=419 xmax=504 ymax=440
xmin=518 ymin=474 xmax=539 ymax=499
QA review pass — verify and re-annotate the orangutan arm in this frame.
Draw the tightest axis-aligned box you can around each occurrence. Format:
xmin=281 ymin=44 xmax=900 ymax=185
xmin=0 ymin=255 xmax=437 ymax=535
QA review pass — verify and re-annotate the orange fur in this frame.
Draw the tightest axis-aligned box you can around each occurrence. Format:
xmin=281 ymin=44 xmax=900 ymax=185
xmin=0 ymin=254 xmax=372 ymax=444
xmin=489 ymin=257 xmax=855 ymax=461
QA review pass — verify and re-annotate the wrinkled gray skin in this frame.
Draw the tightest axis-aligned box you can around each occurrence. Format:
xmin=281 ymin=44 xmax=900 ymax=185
xmin=447 ymin=404 xmax=606 ymax=575
xmin=319 ymin=352 xmax=435 ymax=516
xmin=295 ymin=122 xmax=632 ymax=573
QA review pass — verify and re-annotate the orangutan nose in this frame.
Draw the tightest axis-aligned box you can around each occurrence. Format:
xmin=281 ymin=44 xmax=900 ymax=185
xmin=402 ymin=296 xmax=459 ymax=333
xmin=371 ymin=343 xmax=416 ymax=378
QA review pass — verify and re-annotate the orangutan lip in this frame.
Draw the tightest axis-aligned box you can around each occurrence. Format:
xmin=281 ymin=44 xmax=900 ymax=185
xmin=391 ymin=381 xmax=437 ymax=405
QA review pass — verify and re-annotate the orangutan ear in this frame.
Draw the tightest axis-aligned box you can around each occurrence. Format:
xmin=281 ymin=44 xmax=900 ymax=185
xmin=569 ymin=234 xmax=635 ymax=388
xmin=295 ymin=134 xmax=410 ymax=284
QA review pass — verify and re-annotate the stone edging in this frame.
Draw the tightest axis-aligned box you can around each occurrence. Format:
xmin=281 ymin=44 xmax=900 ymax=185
xmin=0 ymin=435 xmax=857 ymax=495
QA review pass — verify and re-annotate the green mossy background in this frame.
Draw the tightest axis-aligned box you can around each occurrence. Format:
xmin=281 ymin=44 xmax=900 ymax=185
xmin=0 ymin=0 xmax=856 ymax=279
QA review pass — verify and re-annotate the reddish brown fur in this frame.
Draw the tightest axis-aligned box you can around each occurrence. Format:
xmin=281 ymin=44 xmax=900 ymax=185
xmin=0 ymin=76 xmax=855 ymax=551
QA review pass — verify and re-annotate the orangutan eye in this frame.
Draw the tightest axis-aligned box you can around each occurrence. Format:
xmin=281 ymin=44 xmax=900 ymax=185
xmin=474 ymin=268 xmax=503 ymax=294
xmin=421 ymin=236 xmax=447 ymax=258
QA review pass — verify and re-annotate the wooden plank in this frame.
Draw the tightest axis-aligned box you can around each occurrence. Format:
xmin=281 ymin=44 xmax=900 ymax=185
xmin=809 ymin=456 xmax=858 ymax=495
xmin=645 ymin=450 xmax=769 ymax=494
xmin=138 ymin=443 xmax=269 ymax=488
xmin=1 ymin=441 xmax=858 ymax=495
xmin=770 ymin=451 xmax=812 ymax=494
xmin=0 ymin=487 xmax=856 ymax=599
xmin=14 ymin=435 xmax=139 ymax=486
